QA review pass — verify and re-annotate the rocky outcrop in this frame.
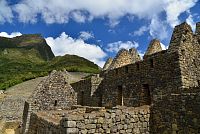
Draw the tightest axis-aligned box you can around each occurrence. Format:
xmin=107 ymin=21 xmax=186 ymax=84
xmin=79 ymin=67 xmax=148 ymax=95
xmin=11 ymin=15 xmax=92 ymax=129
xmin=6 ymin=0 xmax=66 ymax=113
xmin=144 ymin=39 xmax=162 ymax=58
xmin=102 ymin=57 xmax=113 ymax=70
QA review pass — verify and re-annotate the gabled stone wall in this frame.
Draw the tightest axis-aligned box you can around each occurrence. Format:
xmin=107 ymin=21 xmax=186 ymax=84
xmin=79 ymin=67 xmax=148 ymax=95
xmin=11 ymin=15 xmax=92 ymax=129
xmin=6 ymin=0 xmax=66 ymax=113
xmin=29 ymin=71 xmax=77 ymax=110
xmin=22 ymin=71 xmax=77 ymax=134
xmin=108 ymin=48 xmax=141 ymax=70
xmin=102 ymin=57 xmax=113 ymax=70
xmin=144 ymin=39 xmax=162 ymax=58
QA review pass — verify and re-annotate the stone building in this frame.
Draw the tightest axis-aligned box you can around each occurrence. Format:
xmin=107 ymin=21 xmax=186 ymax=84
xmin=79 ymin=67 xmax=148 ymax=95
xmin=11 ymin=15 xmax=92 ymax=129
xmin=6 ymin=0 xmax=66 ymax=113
xmin=22 ymin=22 xmax=200 ymax=134
xmin=21 ymin=71 xmax=77 ymax=134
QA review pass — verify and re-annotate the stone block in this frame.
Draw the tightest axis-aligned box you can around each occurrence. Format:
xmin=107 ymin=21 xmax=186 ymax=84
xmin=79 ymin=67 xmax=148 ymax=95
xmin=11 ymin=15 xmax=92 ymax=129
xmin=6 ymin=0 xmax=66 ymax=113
xmin=86 ymin=124 xmax=96 ymax=129
xmin=80 ymin=129 xmax=87 ymax=134
xmin=66 ymin=121 xmax=76 ymax=128
xmin=97 ymin=117 xmax=104 ymax=124
xmin=66 ymin=128 xmax=78 ymax=133
xmin=172 ymin=124 xmax=178 ymax=131
xmin=88 ymin=129 xmax=95 ymax=133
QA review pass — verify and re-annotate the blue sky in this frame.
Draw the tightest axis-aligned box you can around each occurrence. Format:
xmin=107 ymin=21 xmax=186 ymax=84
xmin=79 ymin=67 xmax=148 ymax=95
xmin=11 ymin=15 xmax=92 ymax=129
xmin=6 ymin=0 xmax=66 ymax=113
xmin=0 ymin=0 xmax=200 ymax=67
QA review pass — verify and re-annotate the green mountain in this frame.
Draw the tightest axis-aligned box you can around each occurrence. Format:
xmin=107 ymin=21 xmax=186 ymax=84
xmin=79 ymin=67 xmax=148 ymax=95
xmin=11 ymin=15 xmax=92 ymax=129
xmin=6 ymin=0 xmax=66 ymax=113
xmin=48 ymin=55 xmax=100 ymax=73
xmin=0 ymin=34 xmax=100 ymax=90
xmin=0 ymin=34 xmax=55 ymax=61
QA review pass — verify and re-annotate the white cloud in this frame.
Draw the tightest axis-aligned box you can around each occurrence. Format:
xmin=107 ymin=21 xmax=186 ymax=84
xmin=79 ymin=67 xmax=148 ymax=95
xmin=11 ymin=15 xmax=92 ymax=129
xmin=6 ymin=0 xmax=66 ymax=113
xmin=70 ymin=11 xmax=87 ymax=23
xmin=164 ymin=0 xmax=197 ymax=27
xmin=127 ymin=15 xmax=135 ymax=22
xmin=186 ymin=11 xmax=196 ymax=32
xmin=0 ymin=0 xmax=13 ymax=24
xmin=130 ymin=16 xmax=169 ymax=40
xmin=106 ymin=41 xmax=139 ymax=53
xmin=79 ymin=31 xmax=94 ymax=40
xmin=138 ymin=50 xmax=145 ymax=59
xmin=45 ymin=32 xmax=106 ymax=67
xmin=149 ymin=16 xmax=169 ymax=40
xmin=133 ymin=26 xmax=149 ymax=36
xmin=12 ymin=0 xmax=197 ymax=28
xmin=160 ymin=42 xmax=169 ymax=50
xmin=0 ymin=0 xmax=198 ymax=45
xmin=0 ymin=32 xmax=22 ymax=38
xmin=108 ymin=19 xmax=120 ymax=28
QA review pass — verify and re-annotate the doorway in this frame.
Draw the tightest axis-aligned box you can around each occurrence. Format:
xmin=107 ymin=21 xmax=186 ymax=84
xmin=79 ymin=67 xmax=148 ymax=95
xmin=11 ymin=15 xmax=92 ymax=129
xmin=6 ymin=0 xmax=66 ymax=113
xmin=80 ymin=91 xmax=84 ymax=105
xmin=142 ymin=84 xmax=151 ymax=105
xmin=117 ymin=85 xmax=123 ymax=106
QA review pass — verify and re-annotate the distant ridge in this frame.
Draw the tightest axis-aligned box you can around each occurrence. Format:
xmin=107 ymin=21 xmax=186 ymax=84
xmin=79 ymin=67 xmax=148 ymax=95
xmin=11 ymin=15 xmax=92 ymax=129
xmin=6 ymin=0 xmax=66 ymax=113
xmin=0 ymin=34 xmax=100 ymax=90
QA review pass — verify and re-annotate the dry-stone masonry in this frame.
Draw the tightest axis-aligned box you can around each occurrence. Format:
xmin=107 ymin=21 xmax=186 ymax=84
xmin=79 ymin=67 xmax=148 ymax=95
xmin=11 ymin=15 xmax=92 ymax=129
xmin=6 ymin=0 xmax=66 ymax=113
xmin=108 ymin=48 xmax=141 ymax=70
xmin=196 ymin=22 xmax=200 ymax=34
xmin=72 ymin=74 xmax=103 ymax=107
xmin=143 ymin=39 xmax=162 ymax=58
xmin=129 ymin=48 xmax=141 ymax=62
xmin=22 ymin=22 xmax=200 ymax=134
xmin=102 ymin=57 xmax=113 ymax=70
xmin=27 ymin=105 xmax=150 ymax=134
xmin=22 ymin=70 xmax=77 ymax=134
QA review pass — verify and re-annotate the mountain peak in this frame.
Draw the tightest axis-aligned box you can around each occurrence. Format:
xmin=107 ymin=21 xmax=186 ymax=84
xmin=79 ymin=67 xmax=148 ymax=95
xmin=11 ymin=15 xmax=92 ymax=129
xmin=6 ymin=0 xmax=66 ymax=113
xmin=0 ymin=34 xmax=55 ymax=61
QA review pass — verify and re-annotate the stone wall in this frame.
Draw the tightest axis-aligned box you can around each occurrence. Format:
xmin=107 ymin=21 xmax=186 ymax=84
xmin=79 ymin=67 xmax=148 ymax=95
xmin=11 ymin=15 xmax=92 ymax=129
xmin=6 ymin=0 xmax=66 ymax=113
xmin=149 ymin=22 xmax=200 ymax=133
xmin=22 ymin=71 xmax=77 ymax=134
xmin=100 ymin=50 xmax=182 ymax=108
xmin=72 ymin=75 xmax=103 ymax=107
xmin=29 ymin=71 xmax=77 ymax=110
xmin=72 ymin=32 xmax=185 ymax=108
xmin=151 ymin=86 xmax=200 ymax=133
xmin=27 ymin=105 xmax=150 ymax=134
xmin=102 ymin=58 xmax=113 ymax=71
xmin=73 ymin=50 xmax=183 ymax=108
xmin=196 ymin=22 xmax=200 ymax=34
xmin=108 ymin=48 xmax=141 ymax=70
xmin=74 ymin=24 xmax=194 ymax=108
xmin=144 ymin=39 xmax=162 ymax=58
xmin=0 ymin=121 xmax=20 ymax=134
xmin=28 ymin=112 xmax=62 ymax=134
xmin=169 ymin=22 xmax=200 ymax=88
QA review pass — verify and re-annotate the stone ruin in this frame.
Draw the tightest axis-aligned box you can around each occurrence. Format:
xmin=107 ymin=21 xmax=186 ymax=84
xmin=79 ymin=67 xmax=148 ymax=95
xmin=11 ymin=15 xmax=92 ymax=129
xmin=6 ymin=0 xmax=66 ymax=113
xmin=102 ymin=58 xmax=113 ymax=71
xmin=21 ymin=22 xmax=200 ymax=134
xmin=108 ymin=48 xmax=141 ymax=70
xmin=21 ymin=71 xmax=77 ymax=134
xmin=143 ymin=39 xmax=162 ymax=58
